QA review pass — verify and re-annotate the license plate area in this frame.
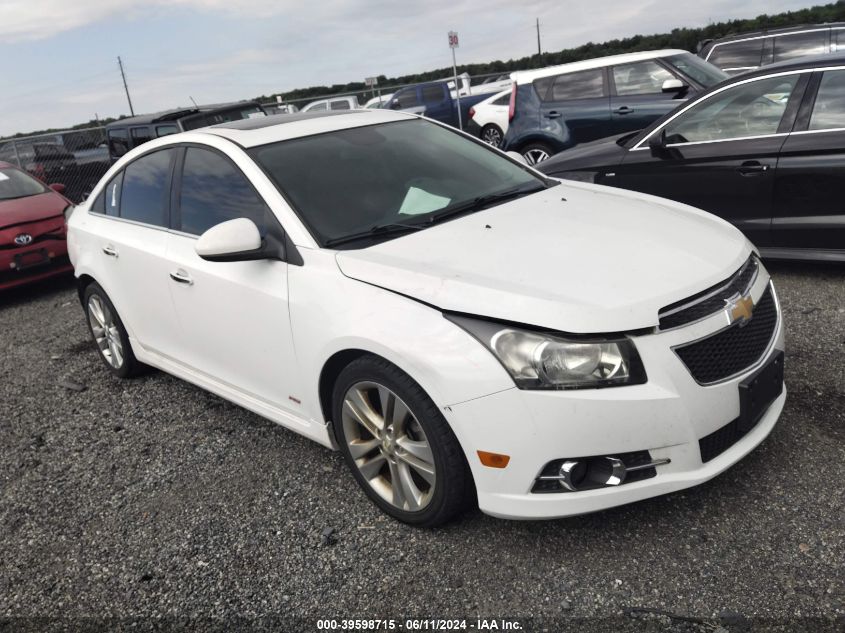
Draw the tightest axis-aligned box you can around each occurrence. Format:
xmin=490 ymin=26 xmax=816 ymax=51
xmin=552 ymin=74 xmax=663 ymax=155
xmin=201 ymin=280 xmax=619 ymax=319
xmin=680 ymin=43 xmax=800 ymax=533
xmin=738 ymin=350 xmax=784 ymax=433
xmin=14 ymin=249 xmax=50 ymax=271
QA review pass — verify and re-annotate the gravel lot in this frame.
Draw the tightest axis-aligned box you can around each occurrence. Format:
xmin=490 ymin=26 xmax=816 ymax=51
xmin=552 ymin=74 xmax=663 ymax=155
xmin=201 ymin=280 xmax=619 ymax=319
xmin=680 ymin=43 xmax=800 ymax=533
xmin=1 ymin=263 xmax=843 ymax=632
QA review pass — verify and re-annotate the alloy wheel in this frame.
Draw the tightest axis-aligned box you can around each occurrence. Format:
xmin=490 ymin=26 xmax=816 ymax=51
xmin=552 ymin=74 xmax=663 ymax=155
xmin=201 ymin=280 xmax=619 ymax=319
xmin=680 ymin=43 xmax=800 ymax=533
xmin=482 ymin=127 xmax=503 ymax=147
xmin=341 ymin=381 xmax=436 ymax=512
xmin=524 ymin=148 xmax=550 ymax=165
xmin=87 ymin=295 xmax=124 ymax=369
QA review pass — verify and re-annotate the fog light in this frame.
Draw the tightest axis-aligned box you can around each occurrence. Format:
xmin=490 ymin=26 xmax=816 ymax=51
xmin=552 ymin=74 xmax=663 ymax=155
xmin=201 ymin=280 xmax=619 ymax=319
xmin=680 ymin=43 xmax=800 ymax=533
xmin=587 ymin=457 xmax=627 ymax=487
xmin=559 ymin=460 xmax=586 ymax=491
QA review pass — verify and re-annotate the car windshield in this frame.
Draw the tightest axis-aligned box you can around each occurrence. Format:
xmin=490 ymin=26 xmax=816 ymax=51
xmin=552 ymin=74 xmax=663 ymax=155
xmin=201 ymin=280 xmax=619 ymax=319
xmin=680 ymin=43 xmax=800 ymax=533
xmin=0 ymin=167 xmax=48 ymax=201
xmin=250 ymin=119 xmax=548 ymax=248
xmin=665 ymin=53 xmax=728 ymax=87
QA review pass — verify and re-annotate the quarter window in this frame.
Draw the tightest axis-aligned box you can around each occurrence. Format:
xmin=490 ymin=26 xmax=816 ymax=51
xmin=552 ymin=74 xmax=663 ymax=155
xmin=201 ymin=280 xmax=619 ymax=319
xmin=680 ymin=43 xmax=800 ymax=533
xmin=548 ymin=69 xmax=605 ymax=101
xmin=178 ymin=148 xmax=271 ymax=236
xmin=103 ymin=172 xmax=122 ymax=217
xmin=809 ymin=70 xmax=845 ymax=131
xmin=156 ymin=125 xmax=179 ymax=137
xmin=708 ymin=39 xmax=764 ymax=70
xmin=613 ymin=61 xmax=675 ymax=95
xmin=119 ymin=149 xmax=174 ymax=226
xmin=773 ymin=31 xmax=828 ymax=63
xmin=662 ymin=74 xmax=800 ymax=144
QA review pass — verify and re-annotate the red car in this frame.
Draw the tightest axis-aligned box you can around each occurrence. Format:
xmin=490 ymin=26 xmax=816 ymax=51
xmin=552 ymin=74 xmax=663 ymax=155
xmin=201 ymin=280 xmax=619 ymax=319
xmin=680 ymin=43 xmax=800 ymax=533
xmin=0 ymin=161 xmax=73 ymax=291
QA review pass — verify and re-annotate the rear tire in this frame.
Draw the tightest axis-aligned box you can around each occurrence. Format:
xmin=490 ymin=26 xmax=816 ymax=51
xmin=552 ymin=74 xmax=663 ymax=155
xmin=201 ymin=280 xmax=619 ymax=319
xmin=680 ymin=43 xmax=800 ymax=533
xmin=480 ymin=124 xmax=504 ymax=147
xmin=83 ymin=282 xmax=145 ymax=379
xmin=521 ymin=142 xmax=553 ymax=165
xmin=332 ymin=355 xmax=474 ymax=527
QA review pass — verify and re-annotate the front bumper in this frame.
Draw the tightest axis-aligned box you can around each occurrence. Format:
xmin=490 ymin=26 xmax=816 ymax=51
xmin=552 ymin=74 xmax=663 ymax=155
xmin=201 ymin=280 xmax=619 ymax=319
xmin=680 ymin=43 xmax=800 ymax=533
xmin=0 ymin=240 xmax=72 ymax=290
xmin=444 ymin=273 xmax=785 ymax=520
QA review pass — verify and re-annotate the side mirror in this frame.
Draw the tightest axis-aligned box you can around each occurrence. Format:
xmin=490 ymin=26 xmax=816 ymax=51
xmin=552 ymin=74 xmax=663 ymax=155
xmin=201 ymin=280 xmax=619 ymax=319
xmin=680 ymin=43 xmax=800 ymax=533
xmin=389 ymin=100 xmax=402 ymax=110
xmin=648 ymin=129 xmax=674 ymax=160
xmin=662 ymin=79 xmax=688 ymax=95
xmin=506 ymin=150 xmax=527 ymax=165
xmin=196 ymin=218 xmax=269 ymax=262
xmin=49 ymin=183 xmax=66 ymax=194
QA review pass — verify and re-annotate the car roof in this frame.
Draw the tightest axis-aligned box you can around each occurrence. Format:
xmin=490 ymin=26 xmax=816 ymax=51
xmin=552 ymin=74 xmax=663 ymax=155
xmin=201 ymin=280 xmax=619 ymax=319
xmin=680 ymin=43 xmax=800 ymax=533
xmin=198 ymin=109 xmax=418 ymax=148
xmin=733 ymin=50 xmax=845 ymax=78
xmin=511 ymin=49 xmax=689 ymax=84
xmin=105 ymin=101 xmax=263 ymax=128
xmin=703 ymin=23 xmax=845 ymax=47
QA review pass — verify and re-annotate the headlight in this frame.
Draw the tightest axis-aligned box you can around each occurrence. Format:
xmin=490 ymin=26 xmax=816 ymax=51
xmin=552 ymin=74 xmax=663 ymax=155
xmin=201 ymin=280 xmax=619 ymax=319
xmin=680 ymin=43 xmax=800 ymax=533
xmin=445 ymin=315 xmax=646 ymax=390
xmin=555 ymin=171 xmax=596 ymax=183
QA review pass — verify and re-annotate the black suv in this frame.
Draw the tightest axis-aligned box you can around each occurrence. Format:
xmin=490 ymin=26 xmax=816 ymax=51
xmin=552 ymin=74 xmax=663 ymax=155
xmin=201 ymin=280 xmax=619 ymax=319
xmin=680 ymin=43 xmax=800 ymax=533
xmin=699 ymin=23 xmax=845 ymax=76
xmin=105 ymin=102 xmax=266 ymax=162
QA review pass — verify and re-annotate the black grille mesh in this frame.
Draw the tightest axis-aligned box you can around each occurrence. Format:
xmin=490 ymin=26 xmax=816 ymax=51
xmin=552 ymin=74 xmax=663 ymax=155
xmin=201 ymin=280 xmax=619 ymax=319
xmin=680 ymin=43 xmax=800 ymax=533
xmin=675 ymin=286 xmax=777 ymax=384
xmin=659 ymin=258 xmax=758 ymax=330
xmin=700 ymin=417 xmax=748 ymax=463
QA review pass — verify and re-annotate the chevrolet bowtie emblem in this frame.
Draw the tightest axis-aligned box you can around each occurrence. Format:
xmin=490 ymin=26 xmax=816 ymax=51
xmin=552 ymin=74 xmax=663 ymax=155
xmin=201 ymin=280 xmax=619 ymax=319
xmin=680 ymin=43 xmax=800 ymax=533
xmin=726 ymin=295 xmax=754 ymax=325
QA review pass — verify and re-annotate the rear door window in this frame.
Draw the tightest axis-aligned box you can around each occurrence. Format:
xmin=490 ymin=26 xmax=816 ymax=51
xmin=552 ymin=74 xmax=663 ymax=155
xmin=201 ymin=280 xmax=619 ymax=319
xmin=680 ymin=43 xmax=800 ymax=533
xmin=177 ymin=147 xmax=272 ymax=236
xmin=421 ymin=84 xmax=446 ymax=104
xmin=156 ymin=125 xmax=179 ymax=137
xmin=130 ymin=126 xmax=153 ymax=147
xmin=119 ymin=149 xmax=175 ymax=226
xmin=808 ymin=70 xmax=845 ymax=131
xmin=612 ymin=61 xmax=676 ymax=95
xmin=708 ymin=39 xmax=764 ymax=71
xmin=107 ymin=129 xmax=129 ymax=158
xmin=547 ymin=69 xmax=606 ymax=102
xmin=773 ymin=30 xmax=828 ymax=63
xmin=330 ymin=100 xmax=351 ymax=110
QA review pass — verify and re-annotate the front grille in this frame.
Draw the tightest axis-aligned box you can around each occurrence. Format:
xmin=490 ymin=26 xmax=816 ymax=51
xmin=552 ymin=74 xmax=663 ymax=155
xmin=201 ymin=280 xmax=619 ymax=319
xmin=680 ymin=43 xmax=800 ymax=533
xmin=659 ymin=257 xmax=758 ymax=330
xmin=674 ymin=285 xmax=778 ymax=384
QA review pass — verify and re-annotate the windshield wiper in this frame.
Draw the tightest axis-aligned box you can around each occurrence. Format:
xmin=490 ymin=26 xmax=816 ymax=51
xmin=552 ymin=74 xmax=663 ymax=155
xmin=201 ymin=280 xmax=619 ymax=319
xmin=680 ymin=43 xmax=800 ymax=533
xmin=323 ymin=222 xmax=425 ymax=248
xmin=422 ymin=183 xmax=548 ymax=226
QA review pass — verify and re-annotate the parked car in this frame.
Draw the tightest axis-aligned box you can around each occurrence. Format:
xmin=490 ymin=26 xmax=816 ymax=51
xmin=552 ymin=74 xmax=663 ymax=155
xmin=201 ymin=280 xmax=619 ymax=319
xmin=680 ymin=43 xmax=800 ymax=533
xmin=0 ymin=141 xmax=103 ymax=204
xmin=0 ymin=161 xmax=73 ymax=290
xmin=467 ymin=89 xmax=511 ymax=146
xmin=301 ymin=96 xmax=361 ymax=112
xmin=105 ymin=102 xmax=266 ymax=162
xmin=501 ymin=50 xmax=728 ymax=164
xmin=364 ymin=94 xmax=394 ymax=109
xmin=699 ymin=23 xmax=845 ymax=76
xmin=383 ymin=80 xmax=495 ymax=129
xmin=68 ymin=110 xmax=784 ymax=526
xmin=538 ymin=52 xmax=845 ymax=263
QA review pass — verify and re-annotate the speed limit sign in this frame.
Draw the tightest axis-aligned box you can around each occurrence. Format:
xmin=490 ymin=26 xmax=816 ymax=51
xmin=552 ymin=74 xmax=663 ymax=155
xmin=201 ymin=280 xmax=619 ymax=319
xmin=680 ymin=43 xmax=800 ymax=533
xmin=448 ymin=31 xmax=459 ymax=48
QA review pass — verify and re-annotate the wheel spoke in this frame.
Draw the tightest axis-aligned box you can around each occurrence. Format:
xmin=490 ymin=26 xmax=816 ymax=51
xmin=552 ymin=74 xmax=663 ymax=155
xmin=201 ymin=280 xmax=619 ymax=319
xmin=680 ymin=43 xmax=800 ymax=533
xmin=391 ymin=398 xmax=410 ymax=430
xmin=110 ymin=338 xmax=124 ymax=367
xmin=88 ymin=298 xmax=106 ymax=328
xmin=358 ymin=452 xmax=387 ymax=480
xmin=348 ymin=438 xmax=380 ymax=459
xmin=396 ymin=448 xmax=436 ymax=486
xmin=391 ymin=461 xmax=423 ymax=510
xmin=343 ymin=388 xmax=383 ymax=438
xmin=397 ymin=437 xmax=433 ymax=464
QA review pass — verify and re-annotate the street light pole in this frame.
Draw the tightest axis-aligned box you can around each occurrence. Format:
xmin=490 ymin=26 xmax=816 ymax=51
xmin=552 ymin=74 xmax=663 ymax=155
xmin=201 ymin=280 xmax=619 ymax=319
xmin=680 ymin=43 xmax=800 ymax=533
xmin=117 ymin=56 xmax=135 ymax=116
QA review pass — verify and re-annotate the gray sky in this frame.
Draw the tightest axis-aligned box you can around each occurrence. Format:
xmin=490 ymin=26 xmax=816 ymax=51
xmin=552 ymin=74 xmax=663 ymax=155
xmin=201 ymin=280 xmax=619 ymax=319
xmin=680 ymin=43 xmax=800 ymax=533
xmin=0 ymin=0 xmax=815 ymax=136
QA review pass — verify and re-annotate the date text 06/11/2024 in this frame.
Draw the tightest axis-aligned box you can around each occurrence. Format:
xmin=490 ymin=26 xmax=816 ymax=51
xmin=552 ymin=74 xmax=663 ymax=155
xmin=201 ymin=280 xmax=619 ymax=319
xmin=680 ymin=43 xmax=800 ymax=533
xmin=315 ymin=619 xmax=523 ymax=630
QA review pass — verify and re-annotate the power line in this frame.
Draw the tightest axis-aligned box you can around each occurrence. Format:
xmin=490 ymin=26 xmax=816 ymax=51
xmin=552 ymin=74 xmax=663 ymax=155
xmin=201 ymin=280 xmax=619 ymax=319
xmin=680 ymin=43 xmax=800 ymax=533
xmin=117 ymin=56 xmax=135 ymax=116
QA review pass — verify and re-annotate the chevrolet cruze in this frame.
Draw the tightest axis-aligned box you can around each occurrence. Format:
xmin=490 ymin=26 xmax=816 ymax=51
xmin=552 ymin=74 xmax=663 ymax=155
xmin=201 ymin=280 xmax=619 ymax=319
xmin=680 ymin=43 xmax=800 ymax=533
xmin=67 ymin=110 xmax=785 ymax=526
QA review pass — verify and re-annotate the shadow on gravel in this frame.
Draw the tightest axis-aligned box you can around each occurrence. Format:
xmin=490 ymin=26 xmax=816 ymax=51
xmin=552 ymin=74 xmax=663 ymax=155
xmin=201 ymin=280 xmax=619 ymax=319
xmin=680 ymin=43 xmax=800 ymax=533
xmin=0 ymin=274 xmax=76 ymax=311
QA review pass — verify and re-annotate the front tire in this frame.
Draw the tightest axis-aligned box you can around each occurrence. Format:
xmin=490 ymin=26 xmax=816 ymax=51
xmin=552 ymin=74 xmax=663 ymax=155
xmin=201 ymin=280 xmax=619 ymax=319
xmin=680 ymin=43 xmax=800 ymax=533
xmin=332 ymin=355 xmax=473 ymax=527
xmin=83 ymin=282 xmax=145 ymax=378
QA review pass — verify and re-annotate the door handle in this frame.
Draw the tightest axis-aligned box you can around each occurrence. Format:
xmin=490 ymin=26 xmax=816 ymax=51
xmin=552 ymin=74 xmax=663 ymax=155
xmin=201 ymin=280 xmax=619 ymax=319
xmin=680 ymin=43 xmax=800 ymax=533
xmin=169 ymin=270 xmax=194 ymax=286
xmin=102 ymin=245 xmax=118 ymax=258
xmin=737 ymin=161 xmax=769 ymax=176
xmin=545 ymin=111 xmax=562 ymax=119
xmin=614 ymin=106 xmax=634 ymax=115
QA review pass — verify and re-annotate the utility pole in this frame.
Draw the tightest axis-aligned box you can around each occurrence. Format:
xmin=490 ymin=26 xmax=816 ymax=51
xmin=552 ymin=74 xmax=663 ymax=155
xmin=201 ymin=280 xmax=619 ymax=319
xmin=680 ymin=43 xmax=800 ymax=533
xmin=117 ymin=56 xmax=135 ymax=116
xmin=536 ymin=18 xmax=542 ymax=57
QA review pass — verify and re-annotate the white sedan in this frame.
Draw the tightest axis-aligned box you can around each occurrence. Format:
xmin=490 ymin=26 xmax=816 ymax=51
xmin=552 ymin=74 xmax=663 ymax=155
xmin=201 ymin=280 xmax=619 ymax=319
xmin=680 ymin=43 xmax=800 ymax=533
xmin=468 ymin=89 xmax=511 ymax=146
xmin=67 ymin=110 xmax=785 ymax=526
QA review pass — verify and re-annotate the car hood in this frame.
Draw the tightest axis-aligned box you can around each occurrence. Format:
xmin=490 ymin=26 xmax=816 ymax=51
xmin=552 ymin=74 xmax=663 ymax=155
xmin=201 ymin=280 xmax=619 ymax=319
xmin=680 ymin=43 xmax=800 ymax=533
xmin=0 ymin=192 xmax=66 ymax=230
xmin=335 ymin=183 xmax=751 ymax=333
xmin=538 ymin=133 xmax=631 ymax=175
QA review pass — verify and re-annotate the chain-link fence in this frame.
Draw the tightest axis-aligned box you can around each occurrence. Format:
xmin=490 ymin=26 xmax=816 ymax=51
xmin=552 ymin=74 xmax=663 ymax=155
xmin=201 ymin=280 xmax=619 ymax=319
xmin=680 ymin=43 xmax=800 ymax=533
xmin=0 ymin=127 xmax=111 ymax=204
